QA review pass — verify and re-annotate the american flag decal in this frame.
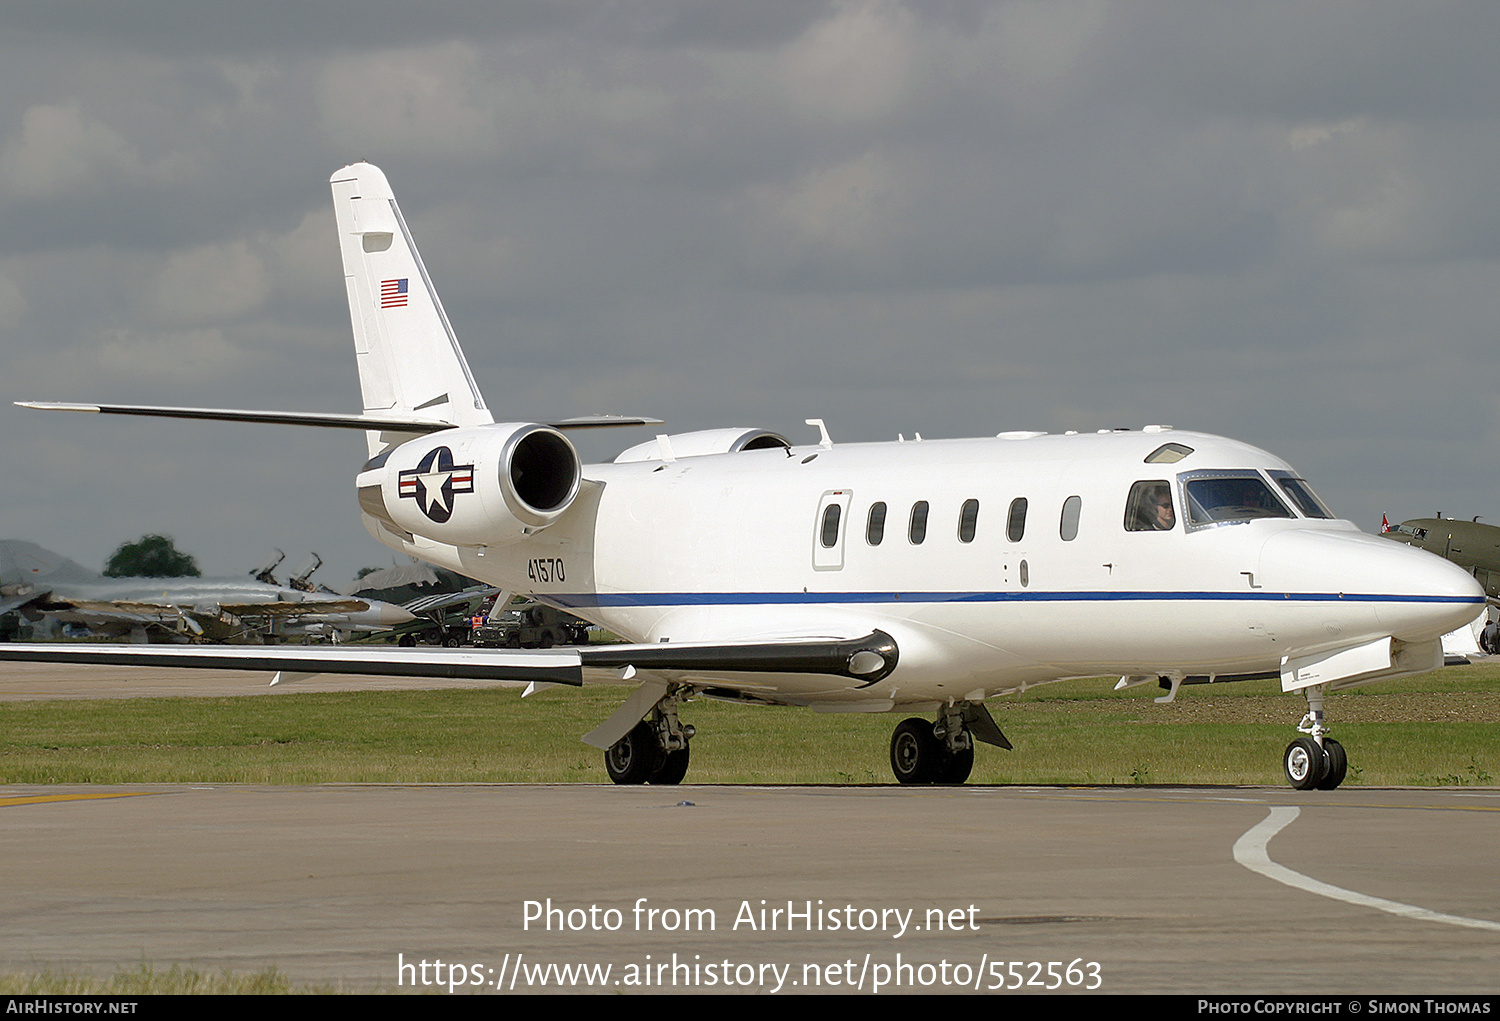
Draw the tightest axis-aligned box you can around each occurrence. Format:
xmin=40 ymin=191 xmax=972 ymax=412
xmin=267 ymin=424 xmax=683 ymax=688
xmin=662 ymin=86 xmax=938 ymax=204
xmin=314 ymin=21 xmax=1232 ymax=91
xmin=380 ymin=278 xmax=409 ymax=308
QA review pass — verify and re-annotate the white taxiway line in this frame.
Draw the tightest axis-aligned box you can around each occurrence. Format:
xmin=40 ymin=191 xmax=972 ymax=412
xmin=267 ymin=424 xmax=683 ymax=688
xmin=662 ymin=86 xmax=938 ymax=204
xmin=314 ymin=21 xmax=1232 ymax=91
xmin=1233 ymin=806 xmax=1500 ymax=933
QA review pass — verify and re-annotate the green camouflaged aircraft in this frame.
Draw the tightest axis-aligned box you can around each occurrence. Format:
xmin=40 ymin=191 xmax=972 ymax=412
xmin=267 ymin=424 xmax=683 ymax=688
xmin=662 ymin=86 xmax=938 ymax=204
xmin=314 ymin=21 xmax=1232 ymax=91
xmin=1383 ymin=516 xmax=1500 ymax=601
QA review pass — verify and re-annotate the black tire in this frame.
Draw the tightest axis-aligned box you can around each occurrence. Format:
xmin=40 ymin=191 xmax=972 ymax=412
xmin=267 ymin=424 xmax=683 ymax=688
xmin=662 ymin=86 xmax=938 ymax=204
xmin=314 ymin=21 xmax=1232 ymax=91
xmin=651 ymin=744 xmax=691 ymax=785
xmin=605 ymin=721 xmax=663 ymax=785
xmin=1283 ymin=737 xmax=1326 ymax=790
xmin=936 ymin=745 xmax=974 ymax=785
xmin=397 ymin=634 xmax=416 ymax=648
xmin=1317 ymin=738 xmax=1347 ymax=790
xmin=443 ymin=636 xmax=462 ymax=648
xmin=890 ymin=718 xmax=942 ymax=784
xmin=539 ymin=631 xmax=555 ymax=649
xmin=506 ymin=634 xmax=521 ymax=648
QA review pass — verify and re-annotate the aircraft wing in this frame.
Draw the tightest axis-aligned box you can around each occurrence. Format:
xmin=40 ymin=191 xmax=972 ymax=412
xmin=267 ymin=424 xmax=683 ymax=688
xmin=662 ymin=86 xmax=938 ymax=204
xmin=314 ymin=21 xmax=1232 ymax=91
xmin=0 ymin=631 xmax=897 ymax=689
xmin=37 ymin=597 xmax=371 ymax=621
xmin=219 ymin=599 xmax=372 ymax=618
xmin=0 ymin=592 xmax=42 ymax=616
xmin=403 ymin=588 xmax=498 ymax=616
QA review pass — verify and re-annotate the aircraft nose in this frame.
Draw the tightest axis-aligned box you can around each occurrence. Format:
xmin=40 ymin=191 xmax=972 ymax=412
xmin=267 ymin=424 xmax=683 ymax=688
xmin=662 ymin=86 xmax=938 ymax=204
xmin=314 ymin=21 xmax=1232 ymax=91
xmin=1371 ymin=544 xmax=1487 ymax=641
xmin=379 ymin=603 xmax=418 ymax=625
xmin=1259 ymin=529 xmax=1485 ymax=641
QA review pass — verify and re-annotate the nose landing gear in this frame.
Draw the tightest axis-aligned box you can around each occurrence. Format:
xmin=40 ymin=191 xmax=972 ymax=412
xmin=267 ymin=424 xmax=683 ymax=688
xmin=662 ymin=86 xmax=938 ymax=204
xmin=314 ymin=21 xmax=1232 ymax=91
xmin=1282 ymin=685 xmax=1347 ymax=790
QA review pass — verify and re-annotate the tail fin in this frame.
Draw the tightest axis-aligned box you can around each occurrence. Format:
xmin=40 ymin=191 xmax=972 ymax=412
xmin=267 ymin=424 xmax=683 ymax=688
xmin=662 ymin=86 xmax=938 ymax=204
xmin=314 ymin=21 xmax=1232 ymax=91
xmin=0 ymin=540 xmax=99 ymax=590
xmin=330 ymin=163 xmax=494 ymax=454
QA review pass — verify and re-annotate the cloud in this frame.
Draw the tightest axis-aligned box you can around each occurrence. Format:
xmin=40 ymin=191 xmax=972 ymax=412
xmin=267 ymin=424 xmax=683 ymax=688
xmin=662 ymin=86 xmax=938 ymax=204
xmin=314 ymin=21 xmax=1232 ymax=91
xmin=94 ymin=327 xmax=247 ymax=384
xmin=317 ymin=43 xmax=498 ymax=159
xmin=742 ymin=149 xmax=904 ymax=259
xmin=779 ymin=0 xmax=916 ymax=123
xmin=148 ymin=240 xmax=270 ymax=325
xmin=0 ymin=102 xmax=151 ymax=198
xmin=0 ymin=264 xmax=28 ymax=330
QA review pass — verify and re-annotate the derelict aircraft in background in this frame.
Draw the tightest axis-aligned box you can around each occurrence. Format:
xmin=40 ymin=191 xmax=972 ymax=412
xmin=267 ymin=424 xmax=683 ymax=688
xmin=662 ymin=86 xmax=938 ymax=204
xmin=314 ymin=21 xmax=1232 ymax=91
xmin=1382 ymin=515 xmax=1500 ymax=603
xmin=0 ymin=539 xmax=415 ymax=644
xmin=4 ymin=163 xmax=1484 ymax=789
xmin=1382 ymin=514 xmax=1500 ymax=654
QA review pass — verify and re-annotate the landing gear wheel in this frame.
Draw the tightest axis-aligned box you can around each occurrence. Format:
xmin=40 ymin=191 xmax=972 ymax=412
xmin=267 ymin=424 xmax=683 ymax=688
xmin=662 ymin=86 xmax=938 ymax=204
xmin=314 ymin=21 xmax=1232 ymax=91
xmin=890 ymin=718 xmax=942 ymax=784
xmin=1283 ymin=736 xmax=1327 ymax=791
xmin=398 ymin=634 xmax=416 ymax=647
xmin=651 ymin=744 xmax=691 ymax=785
xmin=605 ymin=721 xmax=663 ymax=785
xmin=936 ymin=746 xmax=974 ymax=785
xmin=1316 ymin=738 xmax=1347 ymax=790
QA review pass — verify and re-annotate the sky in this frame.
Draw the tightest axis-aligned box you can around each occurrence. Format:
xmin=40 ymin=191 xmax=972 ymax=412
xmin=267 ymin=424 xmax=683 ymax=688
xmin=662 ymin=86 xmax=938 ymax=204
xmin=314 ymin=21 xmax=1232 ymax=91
xmin=3 ymin=1 xmax=1499 ymax=587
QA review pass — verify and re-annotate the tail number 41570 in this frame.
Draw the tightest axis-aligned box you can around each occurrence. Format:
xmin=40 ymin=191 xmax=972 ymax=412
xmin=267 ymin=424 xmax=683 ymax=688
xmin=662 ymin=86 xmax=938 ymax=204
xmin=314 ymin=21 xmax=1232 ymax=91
xmin=528 ymin=558 xmax=565 ymax=584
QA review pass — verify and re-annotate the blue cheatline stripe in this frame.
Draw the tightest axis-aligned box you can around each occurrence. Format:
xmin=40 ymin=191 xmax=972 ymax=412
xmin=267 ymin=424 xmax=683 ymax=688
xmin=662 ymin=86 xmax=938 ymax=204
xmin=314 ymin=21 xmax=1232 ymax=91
xmin=544 ymin=590 xmax=1485 ymax=609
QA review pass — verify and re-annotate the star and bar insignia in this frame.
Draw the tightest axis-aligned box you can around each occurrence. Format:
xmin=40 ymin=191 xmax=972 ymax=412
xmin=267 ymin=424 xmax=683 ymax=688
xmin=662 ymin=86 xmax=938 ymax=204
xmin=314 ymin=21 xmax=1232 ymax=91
xmin=397 ymin=446 xmax=475 ymax=523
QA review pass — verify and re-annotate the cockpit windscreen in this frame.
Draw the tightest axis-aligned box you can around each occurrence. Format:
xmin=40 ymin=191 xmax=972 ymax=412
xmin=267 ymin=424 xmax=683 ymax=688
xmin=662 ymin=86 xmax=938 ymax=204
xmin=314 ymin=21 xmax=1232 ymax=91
xmin=1267 ymin=470 xmax=1334 ymax=519
xmin=1181 ymin=472 xmax=1294 ymax=527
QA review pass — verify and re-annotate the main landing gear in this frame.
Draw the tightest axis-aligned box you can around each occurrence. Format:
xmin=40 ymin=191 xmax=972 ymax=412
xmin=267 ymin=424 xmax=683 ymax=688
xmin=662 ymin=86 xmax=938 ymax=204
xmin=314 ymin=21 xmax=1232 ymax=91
xmin=1282 ymin=684 xmax=1348 ymax=791
xmin=604 ymin=688 xmax=694 ymax=785
xmin=889 ymin=702 xmax=1011 ymax=785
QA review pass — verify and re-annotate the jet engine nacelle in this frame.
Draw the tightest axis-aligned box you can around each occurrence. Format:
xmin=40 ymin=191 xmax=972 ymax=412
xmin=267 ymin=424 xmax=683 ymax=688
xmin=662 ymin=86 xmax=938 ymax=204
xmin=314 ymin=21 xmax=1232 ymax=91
xmin=613 ymin=428 xmax=791 ymax=463
xmin=377 ymin=423 xmax=582 ymax=547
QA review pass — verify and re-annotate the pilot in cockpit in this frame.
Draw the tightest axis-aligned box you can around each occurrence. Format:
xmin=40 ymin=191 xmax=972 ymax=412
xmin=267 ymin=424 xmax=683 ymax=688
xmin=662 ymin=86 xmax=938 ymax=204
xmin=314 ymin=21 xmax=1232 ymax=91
xmin=1129 ymin=482 xmax=1176 ymax=531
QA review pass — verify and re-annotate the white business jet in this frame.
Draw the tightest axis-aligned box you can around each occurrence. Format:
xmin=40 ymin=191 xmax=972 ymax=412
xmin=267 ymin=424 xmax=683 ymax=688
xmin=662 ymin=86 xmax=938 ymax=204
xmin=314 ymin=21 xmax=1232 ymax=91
xmin=8 ymin=164 xmax=1484 ymax=789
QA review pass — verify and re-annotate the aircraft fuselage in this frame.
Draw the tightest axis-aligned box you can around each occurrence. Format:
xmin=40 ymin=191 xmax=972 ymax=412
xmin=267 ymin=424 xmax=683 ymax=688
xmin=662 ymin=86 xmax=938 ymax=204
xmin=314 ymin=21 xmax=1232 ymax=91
xmin=363 ymin=426 xmax=1481 ymax=709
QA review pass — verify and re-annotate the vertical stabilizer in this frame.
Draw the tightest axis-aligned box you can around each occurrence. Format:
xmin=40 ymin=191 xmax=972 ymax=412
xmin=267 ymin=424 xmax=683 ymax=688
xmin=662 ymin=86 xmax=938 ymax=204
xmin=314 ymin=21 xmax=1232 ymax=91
xmin=330 ymin=163 xmax=493 ymax=455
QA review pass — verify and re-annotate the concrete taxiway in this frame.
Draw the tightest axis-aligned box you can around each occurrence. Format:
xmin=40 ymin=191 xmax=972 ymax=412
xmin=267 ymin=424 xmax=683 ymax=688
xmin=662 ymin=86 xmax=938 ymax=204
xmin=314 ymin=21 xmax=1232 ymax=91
xmin=0 ymin=663 xmax=1495 ymax=994
xmin=1 ymin=782 xmax=1496 ymax=994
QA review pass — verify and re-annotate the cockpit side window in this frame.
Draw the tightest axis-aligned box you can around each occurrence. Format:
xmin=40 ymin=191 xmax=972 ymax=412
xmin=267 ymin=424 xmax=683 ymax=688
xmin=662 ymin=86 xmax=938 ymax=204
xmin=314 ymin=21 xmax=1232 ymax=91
xmin=1125 ymin=481 xmax=1176 ymax=532
xmin=1180 ymin=472 xmax=1294 ymax=528
xmin=1267 ymin=470 xmax=1334 ymax=519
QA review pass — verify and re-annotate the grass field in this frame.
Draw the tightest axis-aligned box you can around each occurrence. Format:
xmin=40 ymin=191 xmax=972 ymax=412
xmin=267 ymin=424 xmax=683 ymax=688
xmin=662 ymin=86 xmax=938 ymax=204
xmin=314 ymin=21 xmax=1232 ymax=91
xmin=2 ymin=662 xmax=1496 ymax=787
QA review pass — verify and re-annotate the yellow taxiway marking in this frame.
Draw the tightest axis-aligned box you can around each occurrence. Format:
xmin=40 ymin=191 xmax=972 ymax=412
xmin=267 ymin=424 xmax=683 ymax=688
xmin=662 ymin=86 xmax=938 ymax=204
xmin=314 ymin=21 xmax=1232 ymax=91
xmin=0 ymin=792 xmax=157 ymax=809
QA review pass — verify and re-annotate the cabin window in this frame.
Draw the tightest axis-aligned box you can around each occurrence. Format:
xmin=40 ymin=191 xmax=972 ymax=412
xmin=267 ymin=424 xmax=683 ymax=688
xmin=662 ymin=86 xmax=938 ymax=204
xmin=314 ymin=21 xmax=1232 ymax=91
xmin=909 ymin=501 xmax=929 ymax=544
xmin=820 ymin=504 xmax=842 ymax=548
xmin=958 ymin=499 xmax=980 ymax=543
xmin=1125 ymin=481 xmax=1176 ymax=531
xmin=1267 ymin=470 xmax=1334 ymax=519
xmin=1179 ymin=471 xmax=1293 ymax=528
xmin=866 ymin=502 xmax=887 ymax=545
xmin=1006 ymin=498 xmax=1027 ymax=542
xmin=1060 ymin=496 xmax=1082 ymax=541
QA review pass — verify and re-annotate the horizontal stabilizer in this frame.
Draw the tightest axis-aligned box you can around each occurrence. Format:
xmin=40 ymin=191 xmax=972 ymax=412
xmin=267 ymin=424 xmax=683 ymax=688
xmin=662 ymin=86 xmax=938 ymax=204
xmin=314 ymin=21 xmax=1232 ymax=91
xmin=547 ymin=415 xmax=664 ymax=430
xmin=17 ymin=402 xmax=457 ymax=433
xmin=16 ymin=403 xmax=659 ymax=433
